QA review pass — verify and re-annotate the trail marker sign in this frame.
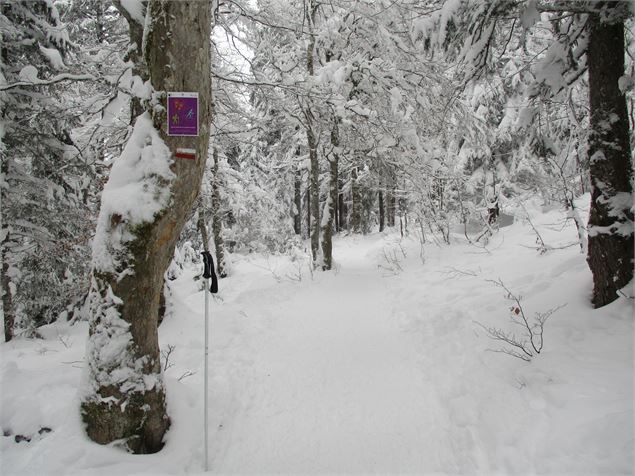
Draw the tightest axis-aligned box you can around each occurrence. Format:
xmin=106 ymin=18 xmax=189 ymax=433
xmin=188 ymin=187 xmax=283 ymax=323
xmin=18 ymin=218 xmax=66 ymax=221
xmin=167 ymin=92 xmax=198 ymax=136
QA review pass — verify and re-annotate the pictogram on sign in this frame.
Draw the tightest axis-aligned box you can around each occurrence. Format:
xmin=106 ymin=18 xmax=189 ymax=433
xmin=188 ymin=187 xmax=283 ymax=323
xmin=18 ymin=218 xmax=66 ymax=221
xmin=167 ymin=92 xmax=199 ymax=136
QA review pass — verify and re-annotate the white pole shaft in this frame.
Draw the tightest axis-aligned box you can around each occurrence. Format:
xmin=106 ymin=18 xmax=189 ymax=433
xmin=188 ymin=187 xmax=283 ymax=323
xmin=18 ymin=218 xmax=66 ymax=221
xmin=204 ymin=277 xmax=209 ymax=472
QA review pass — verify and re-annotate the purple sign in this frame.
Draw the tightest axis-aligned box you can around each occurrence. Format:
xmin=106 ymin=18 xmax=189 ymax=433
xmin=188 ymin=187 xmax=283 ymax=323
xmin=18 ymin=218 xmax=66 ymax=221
xmin=167 ymin=92 xmax=199 ymax=136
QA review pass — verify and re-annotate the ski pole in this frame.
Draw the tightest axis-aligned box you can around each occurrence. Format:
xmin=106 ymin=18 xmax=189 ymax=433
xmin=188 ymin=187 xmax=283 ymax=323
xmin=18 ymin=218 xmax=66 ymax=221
xmin=201 ymin=251 xmax=218 ymax=471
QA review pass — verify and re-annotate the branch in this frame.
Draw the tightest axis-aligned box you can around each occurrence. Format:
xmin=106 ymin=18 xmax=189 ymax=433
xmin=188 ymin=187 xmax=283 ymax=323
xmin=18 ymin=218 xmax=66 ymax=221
xmin=1 ymin=73 xmax=95 ymax=91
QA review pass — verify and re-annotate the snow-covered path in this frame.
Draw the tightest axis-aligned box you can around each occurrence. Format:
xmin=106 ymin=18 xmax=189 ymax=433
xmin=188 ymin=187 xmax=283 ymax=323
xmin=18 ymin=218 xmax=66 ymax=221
xmin=206 ymin=239 xmax=488 ymax=474
xmin=216 ymin=253 xmax=439 ymax=473
xmin=2 ymin=205 xmax=632 ymax=475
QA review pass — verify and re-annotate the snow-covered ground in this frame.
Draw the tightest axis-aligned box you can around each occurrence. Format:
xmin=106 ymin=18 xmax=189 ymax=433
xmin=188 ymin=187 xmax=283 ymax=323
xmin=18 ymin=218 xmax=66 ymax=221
xmin=1 ymin=200 xmax=633 ymax=475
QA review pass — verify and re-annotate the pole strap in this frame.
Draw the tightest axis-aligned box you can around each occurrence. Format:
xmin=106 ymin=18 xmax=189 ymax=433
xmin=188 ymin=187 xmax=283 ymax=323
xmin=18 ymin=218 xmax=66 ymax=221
xmin=201 ymin=251 xmax=219 ymax=293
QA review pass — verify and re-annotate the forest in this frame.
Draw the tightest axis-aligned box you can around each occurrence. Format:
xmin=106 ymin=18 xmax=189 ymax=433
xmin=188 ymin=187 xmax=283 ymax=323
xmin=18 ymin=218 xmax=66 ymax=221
xmin=1 ymin=0 xmax=634 ymax=474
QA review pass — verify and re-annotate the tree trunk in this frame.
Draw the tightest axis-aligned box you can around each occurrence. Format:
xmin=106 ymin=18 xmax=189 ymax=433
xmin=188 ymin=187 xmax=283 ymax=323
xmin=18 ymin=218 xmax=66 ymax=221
xmin=338 ymin=177 xmax=347 ymax=232
xmin=198 ymin=206 xmax=210 ymax=253
xmin=113 ymin=0 xmax=146 ymax=119
xmin=586 ymin=8 xmax=634 ymax=308
xmin=378 ymin=189 xmax=385 ymax=232
xmin=293 ymin=167 xmax=302 ymax=235
xmin=81 ymin=0 xmax=212 ymax=454
xmin=305 ymin=180 xmax=311 ymax=239
xmin=350 ymin=165 xmax=362 ymax=233
xmin=307 ymin=126 xmax=320 ymax=263
xmin=1 ymin=156 xmax=13 ymax=342
xmin=211 ymin=148 xmax=227 ymax=278
xmin=387 ymin=185 xmax=396 ymax=228
xmin=0 ymin=3 xmax=10 ymax=342
xmin=305 ymin=2 xmax=320 ymax=264
xmin=321 ymin=123 xmax=339 ymax=270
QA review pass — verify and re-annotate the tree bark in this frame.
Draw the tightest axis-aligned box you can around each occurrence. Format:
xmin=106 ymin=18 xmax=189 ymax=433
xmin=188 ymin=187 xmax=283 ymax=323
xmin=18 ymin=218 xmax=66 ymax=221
xmin=386 ymin=182 xmax=396 ymax=228
xmin=305 ymin=0 xmax=320 ymax=264
xmin=211 ymin=147 xmax=227 ymax=277
xmin=586 ymin=7 xmax=634 ymax=308
xmin=0 ymin=2 xmax=9 ymax=340
xmin=198 ymin=205 xmax=210 ymax=253
xmin=293 ymin=161 xmax=302 ymax=235
xmin=379 ymin=189 xmax=385 ymax=232
xmin=307 ymin=125 xmax=320 ymax=263
xmin=350 ymin=165 xmax=362 ymax=233
xmin=1 ymin=155 xmax=13 ymax=342
xmin=338 ymin=177 xmax=347 ymax=232
xmin=81 ymin=0 xmax=212 ymax=453
xmin=113 ymin=0 xmax=146 ymax=119
xmin=305 ymin=180 xmax=311 ymax=239
xmin=321 ymin=122 xmax=339 ymax=270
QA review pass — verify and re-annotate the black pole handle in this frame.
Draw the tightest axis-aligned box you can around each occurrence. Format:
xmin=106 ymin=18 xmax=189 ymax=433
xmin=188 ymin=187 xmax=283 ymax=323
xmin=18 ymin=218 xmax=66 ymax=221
xmin=201 ymin=251 xmax=219 ymax=294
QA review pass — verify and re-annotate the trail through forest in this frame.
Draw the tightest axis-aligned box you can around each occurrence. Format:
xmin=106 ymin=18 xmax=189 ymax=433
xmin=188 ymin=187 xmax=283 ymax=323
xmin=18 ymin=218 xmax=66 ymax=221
xmin=211 ymin=242 xmax=471 ymax=473
xmin=1 ymin=202 xmax=633 ymax=475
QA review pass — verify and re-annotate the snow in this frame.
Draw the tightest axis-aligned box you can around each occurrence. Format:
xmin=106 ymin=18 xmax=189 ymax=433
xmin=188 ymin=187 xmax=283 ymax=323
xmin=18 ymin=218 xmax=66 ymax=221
xmin=18 ymin=65 xmax=39 ymax=82
xmin=1 ymin=203 xmax=633 ymax=474
xmin=100 ymin=92 xmax=127 ymax=128
xmin=618 ymin=74 xmax=634 ymax=94
xmin=120 ymin=0 xmax=146 ymax=25
xmin=520 ymin=0 xmax=541 ymax=30
xmin=39 ymin=44 xmax=66 ymax=70
xmin=91 ymin=112 xmax=174 ymax=274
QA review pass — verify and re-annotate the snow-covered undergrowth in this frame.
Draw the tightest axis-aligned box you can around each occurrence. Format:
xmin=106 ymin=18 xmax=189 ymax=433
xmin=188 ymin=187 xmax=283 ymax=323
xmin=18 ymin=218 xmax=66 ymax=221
xmin=1 ymin=200 xmax=633 ymax=475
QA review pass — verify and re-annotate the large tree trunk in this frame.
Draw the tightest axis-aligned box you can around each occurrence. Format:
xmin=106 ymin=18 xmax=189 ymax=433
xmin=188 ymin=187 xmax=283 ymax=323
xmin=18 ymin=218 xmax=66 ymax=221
xmin=586 ymin=7 xmax=634 ymax=308
xmin=81 ymin=0 xmax=212 ymax=453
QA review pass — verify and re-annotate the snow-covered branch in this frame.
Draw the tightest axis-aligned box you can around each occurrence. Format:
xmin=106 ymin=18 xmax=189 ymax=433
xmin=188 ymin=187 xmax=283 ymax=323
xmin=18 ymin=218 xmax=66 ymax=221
xmin=0 ymin=73 xmax=95 ymax=91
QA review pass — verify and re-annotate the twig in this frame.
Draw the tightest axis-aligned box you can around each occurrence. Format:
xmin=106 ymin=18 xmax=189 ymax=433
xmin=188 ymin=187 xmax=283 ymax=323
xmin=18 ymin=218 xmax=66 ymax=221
xmin=518 ymin=203 xmax=548 ymax=254
xmin=177 ymin=370 xmax=196 ymax=382
xmin=161 ymin=344 xmax=176 ymax=371
xmin=477 ymin=278 xmax=566 ymax=361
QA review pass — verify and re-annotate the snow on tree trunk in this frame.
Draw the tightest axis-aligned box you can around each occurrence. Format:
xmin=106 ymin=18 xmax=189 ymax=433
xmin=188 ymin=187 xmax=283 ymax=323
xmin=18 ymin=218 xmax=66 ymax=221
xmin=586 ymin=8 xmax=634 ymax=308
xmin=81 ymin=0 xmax=212 ymax=453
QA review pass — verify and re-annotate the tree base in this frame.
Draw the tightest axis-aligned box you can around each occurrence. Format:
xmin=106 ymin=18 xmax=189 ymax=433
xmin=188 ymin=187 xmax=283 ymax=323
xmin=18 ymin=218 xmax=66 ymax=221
xmin=587 ymin=232 xmax=634 ymax=308
xmin=81 ymin=386 xmax=170 ymax=454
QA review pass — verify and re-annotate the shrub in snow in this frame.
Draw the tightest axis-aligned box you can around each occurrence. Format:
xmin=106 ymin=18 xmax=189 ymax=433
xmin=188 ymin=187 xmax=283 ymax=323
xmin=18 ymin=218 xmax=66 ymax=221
xmin=477 ymin=278 xmax=565 ymax=362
